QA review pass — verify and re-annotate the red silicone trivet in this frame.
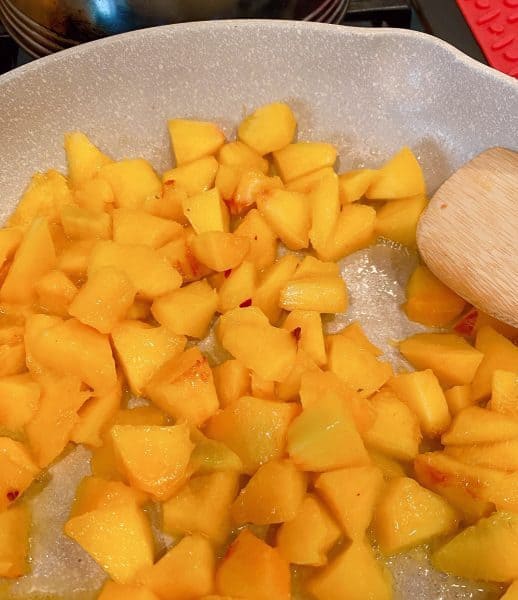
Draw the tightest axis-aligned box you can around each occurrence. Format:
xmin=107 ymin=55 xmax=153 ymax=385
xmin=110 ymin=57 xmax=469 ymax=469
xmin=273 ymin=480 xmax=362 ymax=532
xmin=456 ymin=0 xmax=518 ymax=78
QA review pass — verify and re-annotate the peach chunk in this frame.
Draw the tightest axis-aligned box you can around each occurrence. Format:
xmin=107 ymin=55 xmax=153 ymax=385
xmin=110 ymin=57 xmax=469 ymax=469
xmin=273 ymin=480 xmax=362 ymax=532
xmin=0 ymin=503 xmax=31 ymax=578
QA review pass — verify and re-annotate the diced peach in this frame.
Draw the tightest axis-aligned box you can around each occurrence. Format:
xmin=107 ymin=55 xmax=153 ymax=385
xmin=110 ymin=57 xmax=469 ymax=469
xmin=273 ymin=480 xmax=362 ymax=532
xmin=159 ymin=231 xmax=212 ymax=283
xmin=444 ymin=384 xmax=475 ymax=416
xmin=70 ymin=476 xmax=149 ymax=517
xmin=163 ymin=471 xmax=239 ymax=545
xmin=191 ymin=232 xmax=249 ymax=272
xmin=490 ymin=370 xmax=518 ymax=417
xmin=338 ymin=168 xmax=379 ymax=204
xmin=445 ymin=440 xmax=518 ymax=472
xmin=315 ymin=465 xmax=384 ymax=540
xmin=257 ymin=189 xmax=310 ymax=250
xmin=0 ymin=503 xmax=31 ymax=578
xmin=308 ymin=171 xmax=340 ymax=256
xmin=98 ymin=582 xmax=159 ymax=600
xmin=145 ymin=347 xmax=219 ymax=427
xmin=250 ymin=371 xmax=276 ymax=400
xmin=286 ymin=167 xmax=335 ymax=194
xmin=403 ymin=265 xmax=466 ymax=327
xmin=231 ymin=170 xmax=283 ymax=216
xmin=100 ymin=159 xmax=161 ymax=210
xmin=74 ymin=176 xmax=114 ymax=213
xmin=112 ymin=208 xmax=182 ymax=248
xmin=307 ymin=540 xmax=393 ymax=600
xmin=60 ymin=204 xmax=111 ymax=240
xmin=218 ymin=261 xmax=256 ymax=313
xmin=238 ymin=102 xmax=296 ymax=155
xmin=0 ymin=373 xmax=40 ymax=433
xmin=327 ymin=335 xmax=392 ymax=397
xmin=35 ymin=269 xmax=77 ymax=316
xmin=215 ymin=164 xmax=242 ymax=202
xmin=152 ymin=279 xmax=218 ymax=338
xmin=369 ymin=450 xmax=407 ymax=480
xmin=375 ymin=193 xmax=427 ymax=248
xmin=111 ymin=320 xmax=186 ymax=395
xmin=216 ymin=530 xmax=290 ymax=600
xmin=322 ymin=203 xmax=376 ymax=262
xmin=253 ymin=254 xmax=299 ymax=323
xmin=110 ymin=423 xmax=194 ymax=501
xmin=138 ymin=534 xmax=216 ymax=599
xmin=366 ymin=147 xmax=425 ymax=200
xmin=232 ymin=459 xmax=307 ymax=525
xmin=272 ymin=142 xmax=337 ymax=182
xmin=64 ymin=502 xmax=154 ymax=584
xmin=0 ymin=438 xmax=39 ymax=512
xmin=442 ymin=406 xmax=518 ymax=446
xmin=233 ymin=209 xmax=277 ymax=270
xmin=389 ymin=370 xmax=450 ymax=438
xmin=205 ymin=395 xmax=298 ymax=475
xmin=374 ymin=476 xmax=458 ymax=555
xmin=282 ymin=310 xmax=327 ymax=366
xmin=276 ymin=348 xmax=321 ymax=402
xmin=399 ymin=332 xmax=483 ymax=387
xmin=276 ymin=494 xmax=341 ymax=567
xmin=169 ymin=119 xmax=225 ymax=165
xmin=280 ymin=275 xmax=348 ymax=314
xmin=162 ymin=156 xmax=219 ymax=196
xmin=362 ymin=389 xmax=421 ymax=461
xmin=183 ymin=188 xmax=229 ymax=234
xmin=212 ymin=359 xmax=250 ymax=408
xmin=64 ymin=131 xmax=112 ymax=188
xmin=57 ymin=239 xmax=96 ymax=280
xmin=218 ymin=141 xmax=269 ymax=174
xmin=145 ymin=181 xmax=188 ymax=223
xmin=0 ymin=228 xmax=22 ymax=271
xmin=189 ymin=430 xmax=243 ymax=475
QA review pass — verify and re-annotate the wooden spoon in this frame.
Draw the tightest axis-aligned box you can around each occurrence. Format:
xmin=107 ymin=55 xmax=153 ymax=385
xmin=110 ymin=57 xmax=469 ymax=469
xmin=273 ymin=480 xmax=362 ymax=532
xmin=417 ymin=147 xmax=518 ymax=328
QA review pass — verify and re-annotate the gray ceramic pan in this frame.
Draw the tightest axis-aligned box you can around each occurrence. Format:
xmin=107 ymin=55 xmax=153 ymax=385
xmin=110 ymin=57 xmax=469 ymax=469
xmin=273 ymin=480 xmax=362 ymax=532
xmin=0 ymin=20 xmax=517 ymax=600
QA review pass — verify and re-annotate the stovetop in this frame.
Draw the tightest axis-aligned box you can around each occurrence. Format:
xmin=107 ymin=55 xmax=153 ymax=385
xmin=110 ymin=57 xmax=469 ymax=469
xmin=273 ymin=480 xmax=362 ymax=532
xmin=0 ymin=0 xmax=488 ymax=77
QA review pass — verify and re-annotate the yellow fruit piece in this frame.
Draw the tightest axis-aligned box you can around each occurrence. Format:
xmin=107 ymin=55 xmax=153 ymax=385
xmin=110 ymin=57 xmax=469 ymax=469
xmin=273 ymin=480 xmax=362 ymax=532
xmin=23 ymin=313 xmax=62 ymax=375
xmin=472 ymin=326 xmax=518 ymax=402
xmin=138 ymin=534 xmax=216 ymax=599
xmin=272 ymin=142 xmax=337 ymax=182
xmin=276 ymin=348 xmax=321 ymax=402
xmin=112 ymin=208 xmax=182 ymax=248
xmin=205 ymin=395 xmax=298 ymax=475
xmin=369 ymin=450 xmax=407 ymax=480
xmin=389 ymin=369 xmax=451 ymax=438
xmin=403 ymin=265 xmax=466 ymax=327
xmin=442 ymin=406 xmax=518 ymax=446
xmin=0 ymin=217 xmax=56 ymax=304
xmin=315 ymin=465 xmax=384 ymax=540
xmin=60 ymin=204 xmax=112 ymax=240
xmin=145 ymin=182 xmax=188 ymax=223
xmin=287 ymin=384 xmax=369 ymax=472
xmin=362 ymin=389 xmax=421 ymax=461
xmin=111 ymin=320 xmax=186 ymax=395
xmin=98 ymin=582 xmax=159 ymax=600
xmin=414 ymin=452 xmax=501 ymax=523
xmin=283 ymin=310 xmax=326 ymax=367
xmin=308 ymin=171 xmax=340 ymax=257
xmin=339 ymin=321 xmax=382 ymax=356
xmin=70 ymin=476 xmax=149 ymax=517
xmin=74 ymin=176 xmax=115 ymax=213
xmin=64 ymin=131 xmax=112 ymax=188
xmin=189 ymin=430 xmax=243 ymax=475
xmin=216 ymin=530 xmax=290 ymax=600
xmin=490 ymin=370 xmax=518 ymax=417
xmin=375 ymin=194 xmax=428 ymax=248
xmin=159 ymin=231 xmax=211 ymax=283
xmin=445 ymin=439 xmax=518 ymax=472
xmin=64 ymin=502 xmax=154 ymax=584
xmin=212 ymin=359 xmax=250 ymax=408
xmin=433 ymin=511 xmax=518 ymax=582
xmin=183 ymin=187 xmax=229 ymax=234
xmin=231 ymin=170 xmax=283 ymax=216
xmin=233 ymin=208 xmax=278 ymax=270
xmin=253 ymin=254 xmax=299 ymax=323
xmin=25 ymin=373 xmax=89 ymax=467
xmin=307 ymin=539 xmax=393 ymax=600
xmin=338 ymin=168 xmax=379 ymax=204
xmin=145 ymin=347 xmax=219 ymax=426
xmin=35 ymin=269 xmax=78 ymax=316
xmin=327 ymin=336 xmax=392 ymax=397
xmin=232 ymin=459 xmax=307 ymax=525
xmin=444 ymin=384 xmax=474 ymax=416
xmin=191 ymin=232 xmax=248 ymax=274
xmin=163 ymin=156 xmax=219 ymax=196
xmin=0 ymin=504 xmax=31 ymax=578
xmin=238 ymin=102 xmax=296 ymax=155
xmin=111 ymin=423 xmax=194 ymax=501
xmin=399 ymin=332 xmax=483 ymax=387
xmin=0 ymin=373 xmax=40 ymax=433
xmin=0 ymin=228 xmax=22 ymax=271
xmin=286 ymin=167 xmax=335 ymax=194
xmin=218 ymin=307 xmax=297 ymax=382
xmin=502 ymin=581 xmax=518 ymax=600
xmin=152 ymin=279 xmax=218 ymax=338
xmin=218 ymin=261 xmax=256 ymax=313
xmin=88 ymin=240 xmax=182 ymax=300
xmin=8 ymin=170 xmax=73 ymax=228
xmin=0 ymin=342 xmax=25 ymax=378
xmin=321 ymin=203 xmax=376 ymax=261
xmin=366 ymin=146 xmax=425 ymax=200
xmin=69 ymin=267 xmax=136 ymax=334
xmin=100 ymin=159 xmax=162 ymax=209
xmin=57 ymin=239 xmax=96 ymax=279
xmin=0 ymin=438 xmax=39 ymax=512
xmin=257 ymin=189 xmax=310 ymax=251
xmin=218 ymin=141 xmax=269 ymax=173
xmin=374 ymin=476 xmax=458 ymax=555
xmin=276 ymin=494 xmax=341 ymax=567
xmin=168 ymin=119 xmax=225 ymax=165
xmin=28 ymin=317 xmax=117 ymax=393
xmin=280 ymin=275 xmax=348 ymax=314
xmin=215 ymin=164 xmax=241 ymax=202
xmin=163 ymin=471 xmax=239 ymax=544
xmin=70 ymin=378 xmax=122 ymax=447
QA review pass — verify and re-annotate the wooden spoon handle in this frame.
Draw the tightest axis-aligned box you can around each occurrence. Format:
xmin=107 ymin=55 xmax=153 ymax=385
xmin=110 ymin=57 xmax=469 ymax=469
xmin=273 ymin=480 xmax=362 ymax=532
xmin=417 ymin=147 xmax=518 ymax=327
